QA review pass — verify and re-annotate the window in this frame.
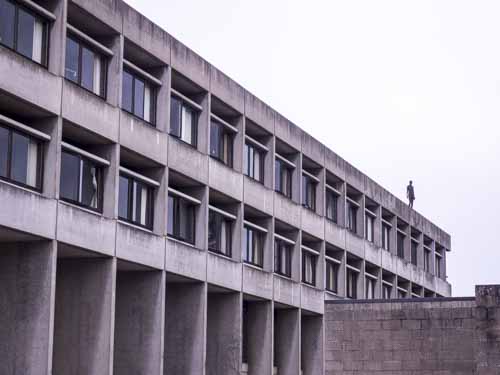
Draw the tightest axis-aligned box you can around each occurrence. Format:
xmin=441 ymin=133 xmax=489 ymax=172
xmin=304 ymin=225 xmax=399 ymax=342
xmin=243 ymin=226 xmax=264 ymax=267
xmin=365 ymin=277 xmax=376 ymax=299
xmin=397 ymin=232 xmax=405 ymax=258
xmin=347 ymin=201 xmax=357 ymax=233
xmin=382 ymin=224 xmax=390 ymax=251
xmin=170 ymin=95 xmax=197 ymax=147
xmin=346 ymin=268 xmax=358 ymax=299
xmin=60 ymin=150 xmax=102 ymax=210
xmin=118 ymin=174 xmax=154 ymax=229
xmin=167 ymin=194 xmax=195 ymax=244
xmin=398 ymin=289 xmax=407 ymax=299
xmin=302 ymin=174 xmax=316 ymax=211
xmin=0 ymin=125 xmax=42 ymax=189
xmin=365 ymin=214 xmax=374 ymax=242
xmin=0 ymin=0 xmax=48 ymax=65
xmin=65 ymin=35 xmax=106 ymax=97
xmin=208 ymin=210 xmax=232 ymax=257
xmin=382 ymin=283 xmax=392 ymax=299
xmin=424 ymin=249 xmax=430 ymax=272
xmin=435 ymin=255 xmax=442 ymax=277
xmin=244 ymin=143 xmax=264 ymax=183
xmin=325 ymin=260 xmax=339 ymax=293
xmin=325 ymin=190 xmax=338 ymax=223
xmin=275 ymin=158 xmax=292 ymax=198
xmin=302 ymin=250 xmax=317 ymax=286
xmin=274 ymin=238 xmax=292 ymax=278
xmin=411 ymin=241 xmax=418 ymax=266
xmin=209 ymin=120 xmax=233 ymax=167
xmin=122 ymin=69 xmax=156 ymax=124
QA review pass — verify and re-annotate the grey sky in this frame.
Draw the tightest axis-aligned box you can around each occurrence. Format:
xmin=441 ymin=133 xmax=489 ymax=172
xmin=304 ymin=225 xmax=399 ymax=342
xmin=125 ymin=0 xmax=500 ymax=296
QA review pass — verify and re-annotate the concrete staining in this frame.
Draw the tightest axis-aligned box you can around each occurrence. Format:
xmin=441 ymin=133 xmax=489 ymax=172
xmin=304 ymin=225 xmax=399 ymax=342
xmin=0 ymin=0 xmax=459 ymax=374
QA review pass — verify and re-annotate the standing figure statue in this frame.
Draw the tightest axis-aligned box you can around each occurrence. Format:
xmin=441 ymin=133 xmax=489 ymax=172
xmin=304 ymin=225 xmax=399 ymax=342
xmin=407 ymin=180 xmax=415 ymax=208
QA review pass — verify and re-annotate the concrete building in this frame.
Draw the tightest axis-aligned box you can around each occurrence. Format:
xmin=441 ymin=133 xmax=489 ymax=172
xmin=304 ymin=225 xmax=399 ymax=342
xmin=0 ymin=0 xmax=451 ymax=374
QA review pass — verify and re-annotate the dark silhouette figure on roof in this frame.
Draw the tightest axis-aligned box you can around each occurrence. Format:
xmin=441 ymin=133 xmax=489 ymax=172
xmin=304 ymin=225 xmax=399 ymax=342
xmin=407 ymin=180 xmax=415 ymax=209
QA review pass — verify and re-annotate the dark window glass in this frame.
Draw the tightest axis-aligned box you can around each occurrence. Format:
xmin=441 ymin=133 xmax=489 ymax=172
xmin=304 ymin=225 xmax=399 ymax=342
xmin=274 ymin=239 xmax=292 ymax=277
xmin=326 ymin=261 xmax=339 ymax=293
xmin=382 ymin=224 xmax=390 ymax=250
xmin=80 ymin=159 xmax=99 ymax=208
xmin=122 ymin=71 xmax=133 ymax=113
xmin=302 ymin=174 xmax=316 ymax=210
xmin=243 ymin=226 xmax=263 ymax=267
xmin=411 ymin=241 xmax=418 ymax=265
xmin=326 ymin=191 xmax=338 ymax=223
xmin=347 ymin=202 xmax=357 ymax=233
xmin=0 ymin=126 xmax=8 ymax=177
xmin=118 ymin=176 xmax=129 ymax=219
xmin=167 ymin=195 xmax=174 ymax=235
xmin=170 ymin=96 xmax=181 ymax=138
xmin=383 ymin=284 xmax=392 ymax=299
xmin=209 ymin=121 xmax=220 ymax=157
xmin=365 ymin=214 xmax=374 ymax=242
xmin=210 ymin=121 xmax=233 ymax=167
xmin=208 ymin=210 xmax=232 ymax=256
xmin=0 ymin=0 xmax=15 ymax=49
xmin=346 ymin=269 xmax=358 ymax=299
xmin=170 ymin=96 xmax=198 ymax=146
xmin=302 ymin=251 xmax=316 ymax=286
xmin=397 ymin=232 xmax=405 ymax=258
xmin=167 ymin=194 xmax=195 ymax=244
xmin=65 ymin=37 xmax=79 ymax=83
xmin=275 ymin=159 xmax=292 ymax=198
xmin=11 ymin=132 xmax=29 ymax=184
xmin=60 ymin=151 xmax=80 ymax=202
xmin=81 ymin=46 xmax=95 ymax=91
xmin=16 ymin=8 xmax=34 ymax=59
xmin=244 ymin=143 xmax=264 ymax=183
xmin=133 ymin=77 xmax=145 ymax=118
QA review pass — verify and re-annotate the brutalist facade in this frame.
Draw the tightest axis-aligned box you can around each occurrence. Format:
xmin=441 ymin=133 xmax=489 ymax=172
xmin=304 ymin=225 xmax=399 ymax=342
xmin=0 ymin=0 xmax=451 ymax=374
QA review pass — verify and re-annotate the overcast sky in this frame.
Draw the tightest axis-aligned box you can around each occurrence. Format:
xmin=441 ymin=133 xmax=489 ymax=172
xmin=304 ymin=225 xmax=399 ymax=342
xmin=125 ymin=0 xmax=500 ymax=296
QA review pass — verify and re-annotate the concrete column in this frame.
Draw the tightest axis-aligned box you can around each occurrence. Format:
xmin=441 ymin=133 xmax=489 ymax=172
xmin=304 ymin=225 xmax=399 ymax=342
xmin=301 ymin=314 xmax=324 ymax=375
xmin=274 ymin=307 xmax=300 ymax=375
xmin=475 ymin=285 xmax=500 ymax=375
xmin=53 ymin=257 xmax=115 ymax=375
xmin=46 ymin=0 xmax=67 ymax=77
xmin=114 ymin=269 xmax=164 ymax=375
xmin=102 ymin=143 xmax=120 ymax=219
xmin=164 ymin=281 xmax=206 ymax=375
xmin=0 ymin=240 xmax=56 ymax=375
xmin=39 ymin=116 xmax=62 ymax=199
xmin=206 ymin=291 xmax=242 ymax=375
xmin=244 ymin=300 xmax=273 ymax=375
xmin=155 ymin=66 xmax=170 ymax=133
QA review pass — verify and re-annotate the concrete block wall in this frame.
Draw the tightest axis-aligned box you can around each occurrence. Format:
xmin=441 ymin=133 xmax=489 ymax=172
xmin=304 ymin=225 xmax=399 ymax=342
xmin=325 ymin=285 xmax=500 ymax=375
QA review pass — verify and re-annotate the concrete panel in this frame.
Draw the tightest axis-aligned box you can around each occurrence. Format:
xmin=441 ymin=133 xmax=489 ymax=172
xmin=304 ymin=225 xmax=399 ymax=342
xmin=243 ymin=177 xmax=274 ymax=216
xmin=364 ymin=241 xmax=381 ymax=266
xmin=0 ymin=241 xmax=55 ymax=375
xmin=70 ymin=0 xmax=123 ymax=32
xmin=0 ymin=182 xmax=56 ymax=239
xmin=301 ymin=132 xmax=324 ymax=167
xmin=274 ymin=308 xmax=300 ymax=375
xmin=325 ymin=221 xmax=345 ymax=250
xmin=56 ymin=202 xmax=116 ymax=256
xmin=324 ymin=149 xmax=345 ymax=180
xmin=165 ymin=238 xmax=207 ymax=282
xmin=207 ymin=252 xmax=242 ymax=292
xmin=345 ymin=231 xmax=364 ymax=259
xmin=435 ymin=277 xmax=452 ymax=297
xmin=168 ymin=137 xmax=209 ymax=184
xmin=380 ymin=249 xmax=397 ymax=275
xmin=301 ymin=285 xmax=324 ymax=315
xmin=119 ymin=111 xmax=168 ymax=165
xmin=344 ymin=162 xmax=365 ymax=193
xmin=61 ymin=81 xmax=120 ymax=142
xmin=301 ymin=315 xmax=324 ymax=375
xmin=208 ymin=158 xmax=243 ymax=201
xmin=206 ymin=292 xmax=241 ymax=375
xmin=116 ymin=222 xmax=165 ymax=269
xmin=396 ymin=257 xmax=413 ymax=280
xmin=244 ymin=92 xmax=275 ymax=134
xmin=242 ymin=265 xmax=273 ymax=300
xmin=273 ymin=275 xmax=301 ymax=308
xmin=171 ymin=37 xmax=211 ymax=90
xmin=114 ymin=270 xmax=164 ymax=375
xmin=275 ymin=114 xmax=302 ymax=151
xmin=274 ymin=193 xmax=301 ymax=229
xmin=245 ymin=301 xmax=273 ymax=375
xmin=0 ymin=49 xmax=62 ymax=115
xmin=301 ymin=208 xmax=324 ymax=240
xmin=121 ymin=3 xmax=171 ymax=64
xmin=164 ymin=281 xmax=206 ymax=375
xmin=210 ymin=67 xmax=245 ymax=114
xmin=53 ymin=258 xmax=114 ymax=375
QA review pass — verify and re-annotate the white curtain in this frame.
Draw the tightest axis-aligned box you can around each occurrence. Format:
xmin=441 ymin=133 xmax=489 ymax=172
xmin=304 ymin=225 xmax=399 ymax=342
xmin=93 ymin=56 xmax=101 ymax=95
xmin=32 ymin=19 xmax=43 ymax=64
xmin=26 ymin=139 xmax=38 ymax=186
xmin=181 ymin=106 xmax=193 ymax=144
xmin=144 ymin=84 xmax=151 ymax=122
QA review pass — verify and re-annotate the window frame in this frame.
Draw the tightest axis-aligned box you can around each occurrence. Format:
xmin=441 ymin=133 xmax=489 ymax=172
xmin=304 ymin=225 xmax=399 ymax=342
xmin=244 ymin=142 xmax=265 ymax=184
xmin=169 ymin=94 xmax=199 ymax=148
xmin=0 ymin=0 xmax=50 ymax=67
xmin=382 ymin=223 xmax=391 ymax=251
xmin=118 ymin=173 xmax=155 ymax=230
xmin=397 ymin=231 xmax=405 ymax=258
xmin=325 ymin=259 xmax=339 ymax=293
xmin=209 ymin=118 xmax=235 ymax=168
xmin=121 ymin=68 xmax=157 ymax=126
xmin=325 ymin=188 xmax=338 ymax=224
xmin=208 ymin=208 xmax=234 ymax=257
xmin=275 ymin=158 xmax=292 ymax=199
xmin=346 ymin=201 xmax=358 ymax=234
xmin=243 ymin=224 xmax=264 ymax=268
xmin=346 ymin=267 xmax=358 ymax=299
xmin=365 ymin=212 xmax=375 ymax=242
xmin=301 ymin=248 xmax=317 ymax=286
xmin=0 ymin=124 xmax=44 ymax=191
xmin=411 ymin=240 xmax=418 ymax=266
xmin=167 ymin=193 xmax=196 ymax=245
xmin=274 ymin=237 xmax=293 ymax=278
xmin=301 ymin=173 xmax=317 ymax=211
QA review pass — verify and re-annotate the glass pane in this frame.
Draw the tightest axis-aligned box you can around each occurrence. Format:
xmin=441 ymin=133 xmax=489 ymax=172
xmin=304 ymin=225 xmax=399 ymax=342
xmin=0 ymin=0 xmax=15 ymax=49
xmin=179 ymin=199 xmax=194 ymax=243
xmin=17 ymin=8 xmax=35 ymax=59
xmin=208 ymin=210 xmax=218 ymax=251
xmin=122 ymin=71 xmax=133 ymax=112
xmin=65 ymin=37 xmax=80 ymax=83
xmin=274 ymin=160 xmax=281 ymax=192
xmin=209 ymin=121 xmax=220 ymax=158
xmin=60 ymin=151 xmax=80 ymax=202
xmin=244 ymin=144 xmax=249 ymax=176
xmin=118 ymin=176 xmax=129 ymax=220
xmin=11 ymin=132 xmax=30 ymax=184
xmin=167 ymin=195 xmax=175 ymax=236
xmin=169 ymin=96 xmax=181 ymax=137
xmin=81 ymin=159 xmax=99 ymax=208
xmin=0 ymin=126 xmax=8 ymax=178
xmin=181 ymin=105 xmax=193 ymax=144
xmin=133 ymin=77 xmax=145 ymax=119
xmin=81 ymin=46 xmax=95 ymax=91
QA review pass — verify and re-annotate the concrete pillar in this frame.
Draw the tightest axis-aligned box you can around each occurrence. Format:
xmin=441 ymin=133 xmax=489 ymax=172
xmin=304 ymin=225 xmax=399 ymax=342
xmin=274 ymin=307 xmax=300 ymax=375
xmin=53 ymin=257 xmax=115 ymax=375
xmin=0 ymin=240 xmax=56 ymax=375
xmin=164 ymin=281 xmax=206 ymax=375
xmin=206 ymin=291 xmax=242 ymax=375
xmin=244 ymin=300 xmax=273 ymax=375
xmin=475 ymin=285 xmax=500 ymax=375
xmin=301 ymin=314 xmax=324 ymax=375
xmin=114 ymin=269 xmax=164 ymax=375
